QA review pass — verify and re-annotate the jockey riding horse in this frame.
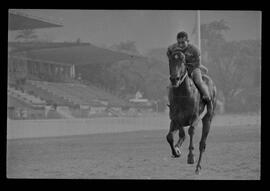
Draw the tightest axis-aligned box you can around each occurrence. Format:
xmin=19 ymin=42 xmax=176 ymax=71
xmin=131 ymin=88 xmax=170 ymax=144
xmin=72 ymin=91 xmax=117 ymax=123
xmin=166 ymin=31 xmax=217 ymax=174
xmin=167 ymin=31 xmax=212 ymax=111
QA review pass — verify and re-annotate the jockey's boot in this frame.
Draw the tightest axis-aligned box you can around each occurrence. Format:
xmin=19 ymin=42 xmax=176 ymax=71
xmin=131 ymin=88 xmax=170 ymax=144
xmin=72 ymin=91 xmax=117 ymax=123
xmin=198 ymin=82 xmax=211 ymax=103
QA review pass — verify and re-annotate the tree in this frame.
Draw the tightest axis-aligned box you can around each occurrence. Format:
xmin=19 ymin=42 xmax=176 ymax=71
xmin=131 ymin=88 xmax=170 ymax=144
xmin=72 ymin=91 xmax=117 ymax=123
xmin=110 ymin=40 xmax=141 ymax=55
xmin=201 ymin=20 xmax=261 ymax=112
xmin=15 ymin=29 xmax=38 ymax=42
xmin=107 ymin=60 xmax=145 ymax=95
xmin=201 ymin=20 xmax=231 ymax=101
xmin=143 ymin=71 xmax=168 ymax=100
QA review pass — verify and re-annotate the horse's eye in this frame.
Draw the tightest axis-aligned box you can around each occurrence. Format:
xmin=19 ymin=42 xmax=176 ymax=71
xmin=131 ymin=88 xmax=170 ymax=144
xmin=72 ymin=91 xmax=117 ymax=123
xmin=176 ymin=77 xmax=180 ymax=81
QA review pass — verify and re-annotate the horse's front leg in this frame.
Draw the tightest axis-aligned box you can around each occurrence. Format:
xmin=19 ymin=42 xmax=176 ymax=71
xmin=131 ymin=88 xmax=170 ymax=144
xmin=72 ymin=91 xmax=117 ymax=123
xmin=166 ymin=120 xmax=180 ymax=158
xmin=174 ymin=126 xmax=185 ymax=157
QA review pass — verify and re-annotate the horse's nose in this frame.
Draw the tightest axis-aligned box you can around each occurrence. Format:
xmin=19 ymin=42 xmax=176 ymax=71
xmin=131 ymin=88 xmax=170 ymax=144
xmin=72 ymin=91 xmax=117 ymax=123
xmin=170 ymin=76 xmax=180 ymax=85
xmin=170 ymin=76 xmax=180 ymax=82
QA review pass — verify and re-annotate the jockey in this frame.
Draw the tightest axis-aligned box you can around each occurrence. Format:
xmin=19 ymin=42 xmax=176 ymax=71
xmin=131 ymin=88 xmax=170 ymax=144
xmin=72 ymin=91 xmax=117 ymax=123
xmin=167 ymin=31 xmax=211 ymax=104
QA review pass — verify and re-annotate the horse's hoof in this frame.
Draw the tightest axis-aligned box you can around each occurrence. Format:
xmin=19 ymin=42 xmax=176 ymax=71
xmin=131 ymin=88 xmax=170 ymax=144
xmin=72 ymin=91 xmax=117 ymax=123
xmin=171 ymin=154 xmax=180 ymax=158
xmin=171 ymin=147 xmax=181 ymax=158
xmin=175 ymin=146 xmax=181 ymax=156
xmin=195 ymin=165 xmax=201 ymax=175
xmin=187 ymin=154 xmax=195 ymax=164
xmin=171 ymin=152 xmax=180 ymax=158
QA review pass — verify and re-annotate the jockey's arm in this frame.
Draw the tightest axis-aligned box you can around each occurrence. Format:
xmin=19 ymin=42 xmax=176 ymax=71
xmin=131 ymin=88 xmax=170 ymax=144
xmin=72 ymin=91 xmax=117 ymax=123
xmin=186 ymin=55 xmax=200 ymax=69
xmin=185 ymin=46 xmax=201 ymax=69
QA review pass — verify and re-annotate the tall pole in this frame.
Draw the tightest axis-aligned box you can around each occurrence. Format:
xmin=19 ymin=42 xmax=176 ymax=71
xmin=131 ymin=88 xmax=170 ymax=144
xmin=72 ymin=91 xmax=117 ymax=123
xmin=196 ymin=10 xmax=201 ymax=52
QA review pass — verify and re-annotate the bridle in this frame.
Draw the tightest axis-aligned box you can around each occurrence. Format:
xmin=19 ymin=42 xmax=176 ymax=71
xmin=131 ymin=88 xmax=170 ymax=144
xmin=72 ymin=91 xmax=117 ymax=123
xmin=177 ymin=70 xmax=188 ymax=86
xmin=169 ymin=51 xmax=188 ymax=87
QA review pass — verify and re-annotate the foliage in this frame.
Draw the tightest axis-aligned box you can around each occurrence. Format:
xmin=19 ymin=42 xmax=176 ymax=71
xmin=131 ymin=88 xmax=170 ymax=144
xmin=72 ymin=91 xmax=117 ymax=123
xmin=110 ymin=40 xmax=141 ymax=55
xmin=99 ymin=20 xmax=260 ymax=113
xmin=104 ymin=58 xmax=168 ymax=100
xmin=200 ymin=20 xmax=261 ymax=113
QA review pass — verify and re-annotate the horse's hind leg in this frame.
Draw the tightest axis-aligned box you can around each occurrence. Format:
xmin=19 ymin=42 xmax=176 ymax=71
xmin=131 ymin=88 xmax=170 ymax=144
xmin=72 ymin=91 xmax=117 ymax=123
xmin=187 ymin=125 xmax=195 ymax=164
xmin=166 ymin=120 xmax=180 ymax=158
xmin=195 ymin=111 xmax=213 ymax=174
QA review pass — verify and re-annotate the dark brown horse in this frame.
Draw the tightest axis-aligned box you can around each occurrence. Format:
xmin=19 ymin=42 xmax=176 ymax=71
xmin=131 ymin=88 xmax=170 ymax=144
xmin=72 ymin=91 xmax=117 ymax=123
xmin=166 ymin=50 xmax=217 ymax=174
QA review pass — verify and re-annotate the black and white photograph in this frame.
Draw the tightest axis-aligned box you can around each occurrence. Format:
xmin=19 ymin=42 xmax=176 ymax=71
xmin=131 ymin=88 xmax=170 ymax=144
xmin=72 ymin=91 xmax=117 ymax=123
xmin=7 ymin=9 xmax=261 ymax=179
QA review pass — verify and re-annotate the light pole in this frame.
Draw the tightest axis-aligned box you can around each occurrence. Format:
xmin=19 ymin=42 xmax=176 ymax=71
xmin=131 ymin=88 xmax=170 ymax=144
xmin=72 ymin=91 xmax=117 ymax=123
xmin=196 ymin=10 xmax=201 ymax=52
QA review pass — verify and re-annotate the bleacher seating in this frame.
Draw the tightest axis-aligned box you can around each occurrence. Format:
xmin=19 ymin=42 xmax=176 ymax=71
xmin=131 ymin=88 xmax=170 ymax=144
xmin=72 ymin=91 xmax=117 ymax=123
xmin=22 ymin=81 xmax=73 ymax=106
xmin=8 ymin=86 xmax=46 ymax=107
xmin=26 ymin=80 xmax=128 ymax=107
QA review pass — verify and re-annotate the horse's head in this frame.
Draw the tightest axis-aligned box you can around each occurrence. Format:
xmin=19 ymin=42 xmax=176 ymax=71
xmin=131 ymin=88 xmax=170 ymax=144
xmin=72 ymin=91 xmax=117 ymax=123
xmin=168 ymin=50 xmax=187 ymax=87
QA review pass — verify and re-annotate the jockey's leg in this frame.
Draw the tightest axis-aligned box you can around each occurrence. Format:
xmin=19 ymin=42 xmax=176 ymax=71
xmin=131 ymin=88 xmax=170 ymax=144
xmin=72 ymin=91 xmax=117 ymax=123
xmin=192 ymin=68 xmax=213 ymax=114
xmin=192 ymin=68 xmax=211 ymax=103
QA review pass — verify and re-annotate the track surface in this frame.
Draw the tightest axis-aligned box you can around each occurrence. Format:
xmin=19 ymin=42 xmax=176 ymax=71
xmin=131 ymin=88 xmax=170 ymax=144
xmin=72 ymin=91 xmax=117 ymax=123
xmin=7 ymin=115 xmax=260 ymax=179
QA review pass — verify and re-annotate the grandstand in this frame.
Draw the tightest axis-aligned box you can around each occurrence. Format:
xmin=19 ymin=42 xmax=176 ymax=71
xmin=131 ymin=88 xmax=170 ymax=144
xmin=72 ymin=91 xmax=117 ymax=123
xmin=8 ymin=86 xmax=47 ymax=119
xmin=8 ymin=10 xmax=138 ymax=119
xmin=26 ymin=80 xmax=127 ymax=107
xmin=8 ymin=86 xmax=46 ymax=106
xmin=8 ymin=10 xmax=67 ymax=119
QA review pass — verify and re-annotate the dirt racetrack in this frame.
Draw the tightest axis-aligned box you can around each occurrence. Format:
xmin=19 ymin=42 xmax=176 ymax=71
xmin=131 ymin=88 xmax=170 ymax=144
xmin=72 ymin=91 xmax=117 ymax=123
xmin=7 ymin=114 xmax=260 ymax=179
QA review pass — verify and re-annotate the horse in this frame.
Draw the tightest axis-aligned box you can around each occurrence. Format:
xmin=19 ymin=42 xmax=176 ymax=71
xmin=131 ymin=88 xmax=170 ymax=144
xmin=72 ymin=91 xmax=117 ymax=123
xmin=166 ymin=50 xmax=217 ymax=174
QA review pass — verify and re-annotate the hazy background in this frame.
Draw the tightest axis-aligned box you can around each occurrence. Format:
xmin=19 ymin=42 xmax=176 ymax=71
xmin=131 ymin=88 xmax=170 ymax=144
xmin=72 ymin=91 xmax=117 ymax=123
xmin=8 ymin=10 xmax=261 ymax=54
xmin=8 ymin=9 xmax=261 ymax=114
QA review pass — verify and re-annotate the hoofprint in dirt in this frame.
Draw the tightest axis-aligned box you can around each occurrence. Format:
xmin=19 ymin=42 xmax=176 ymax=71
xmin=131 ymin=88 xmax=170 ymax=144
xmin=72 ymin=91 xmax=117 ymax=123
xmin=7 ymin=115 xmax=260 ymax=179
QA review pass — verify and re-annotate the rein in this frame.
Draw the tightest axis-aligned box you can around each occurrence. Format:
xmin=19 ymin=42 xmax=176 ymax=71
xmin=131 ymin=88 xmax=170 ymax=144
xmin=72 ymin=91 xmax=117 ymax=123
xmin=178 ymin=70 xmax=188 ymax=86
xmin=169 ymin=70 xmax=190 ymax=99
xmin=167 ymin=68 xmax=191 ymax=109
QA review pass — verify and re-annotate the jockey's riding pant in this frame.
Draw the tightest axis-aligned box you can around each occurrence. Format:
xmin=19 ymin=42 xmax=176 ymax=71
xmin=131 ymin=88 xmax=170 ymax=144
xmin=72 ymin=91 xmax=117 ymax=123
xmin=191 ymin=67 xmax=211 ymax=102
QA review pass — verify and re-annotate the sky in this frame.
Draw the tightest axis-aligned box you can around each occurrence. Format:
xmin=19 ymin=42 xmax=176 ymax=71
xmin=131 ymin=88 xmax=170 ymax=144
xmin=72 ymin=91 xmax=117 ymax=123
xmin=8 ymin=9 xmax=261 ymax=54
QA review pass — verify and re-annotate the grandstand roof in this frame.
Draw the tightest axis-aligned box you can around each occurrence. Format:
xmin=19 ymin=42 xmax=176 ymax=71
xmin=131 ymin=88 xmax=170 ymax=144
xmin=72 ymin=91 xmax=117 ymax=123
xmin=20 ymin=43 xmax=145 ymax=66
xmin=9 ymin=10 xmax=63 ymax=30
xmin=8 ymin=42 xmax=90 ymax=53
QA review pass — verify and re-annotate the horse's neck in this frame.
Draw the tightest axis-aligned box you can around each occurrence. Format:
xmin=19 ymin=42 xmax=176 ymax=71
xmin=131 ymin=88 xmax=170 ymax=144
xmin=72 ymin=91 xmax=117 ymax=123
xmin=175 ymin=76 xmax=193 ymax=96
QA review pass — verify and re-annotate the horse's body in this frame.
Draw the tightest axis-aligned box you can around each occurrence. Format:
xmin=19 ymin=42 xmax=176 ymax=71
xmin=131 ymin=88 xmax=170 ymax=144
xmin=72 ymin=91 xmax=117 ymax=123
xmin=166 ymin=50 xmax=217 ymax=174
xmin=168 ymin=74 xmax=215 ymax=124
